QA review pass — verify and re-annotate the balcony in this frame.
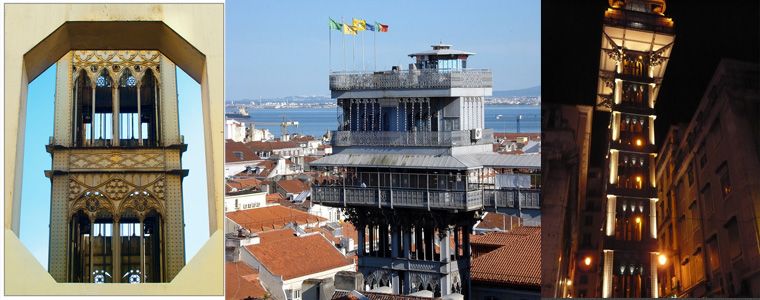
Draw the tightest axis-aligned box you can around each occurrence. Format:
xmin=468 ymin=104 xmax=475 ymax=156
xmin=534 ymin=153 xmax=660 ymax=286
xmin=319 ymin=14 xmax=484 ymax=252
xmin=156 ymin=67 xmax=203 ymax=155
xmin=359 ymin=256 xmax=459 ymax=274
xmin=313 ymin=185 xmax=540 ymax=212
xmin=329 ymin=69 xmax=492 ymax=91
xmin=604 ymin=9 xmax=674 ymax=34
xmin=482 ymin=188 xmax=542 ymax=209
xmin=331 ymin=129 xmax=494 ymax=147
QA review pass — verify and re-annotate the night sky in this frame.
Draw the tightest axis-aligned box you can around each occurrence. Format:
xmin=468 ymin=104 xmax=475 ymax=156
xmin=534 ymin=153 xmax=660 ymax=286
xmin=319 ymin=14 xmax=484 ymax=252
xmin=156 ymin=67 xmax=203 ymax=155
xmin=542 ymin=0 xmax=760 ymax=168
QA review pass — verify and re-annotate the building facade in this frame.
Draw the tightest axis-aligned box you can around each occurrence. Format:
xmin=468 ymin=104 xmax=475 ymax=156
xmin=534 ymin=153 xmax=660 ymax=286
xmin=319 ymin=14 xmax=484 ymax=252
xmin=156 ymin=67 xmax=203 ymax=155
xmin=311 ymin=44 xmax=541 ymax=298
xmin=595 ymin=0 xmax=675 ymax=297
xmin=46 ymin=50 xmax=187 ymax=283
xmin=656 ymin=60 xmax=760 ymax=297
xmin=540 ymin=104 xmax=594 ymax=298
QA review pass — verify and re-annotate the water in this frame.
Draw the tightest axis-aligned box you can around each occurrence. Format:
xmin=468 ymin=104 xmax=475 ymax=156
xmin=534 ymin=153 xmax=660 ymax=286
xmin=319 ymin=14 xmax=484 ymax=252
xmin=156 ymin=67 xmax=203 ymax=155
xmin=244 ymin=105 xmax=540 ymax=138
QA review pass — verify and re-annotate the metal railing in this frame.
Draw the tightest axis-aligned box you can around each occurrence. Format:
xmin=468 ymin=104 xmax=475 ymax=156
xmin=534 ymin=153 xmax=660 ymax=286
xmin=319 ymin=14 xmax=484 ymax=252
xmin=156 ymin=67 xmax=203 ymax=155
xmin=330 ymin=69 xmax=492 ymax=91
xmin=313 ymin=185 xmax=541 ymax=211
xmin=604 ymin=9 xmax=674 ymax=33
xmin=482 ymin=188 xmax=541 ymax=209
xmin=331 ymin=129 xmax=494 ymax=147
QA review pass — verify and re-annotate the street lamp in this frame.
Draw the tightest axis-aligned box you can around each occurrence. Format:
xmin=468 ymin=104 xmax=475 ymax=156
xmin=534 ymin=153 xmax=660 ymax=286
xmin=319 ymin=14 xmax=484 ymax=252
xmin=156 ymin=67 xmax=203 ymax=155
xmin=658 ymin=253 xmax=667 ymax=266
xmin=584 ymin=256 xmax=592 ymax=266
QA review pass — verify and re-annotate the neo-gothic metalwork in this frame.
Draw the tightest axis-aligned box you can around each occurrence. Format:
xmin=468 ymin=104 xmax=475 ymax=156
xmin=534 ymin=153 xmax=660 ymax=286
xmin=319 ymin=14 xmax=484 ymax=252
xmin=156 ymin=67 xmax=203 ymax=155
xmin=594 ymin=1 xmax=674 ymax=298
xmin=312 ymin=44 xmax=541 ymax=298
xmin=47 ymin=50 xmax=187 ymax=283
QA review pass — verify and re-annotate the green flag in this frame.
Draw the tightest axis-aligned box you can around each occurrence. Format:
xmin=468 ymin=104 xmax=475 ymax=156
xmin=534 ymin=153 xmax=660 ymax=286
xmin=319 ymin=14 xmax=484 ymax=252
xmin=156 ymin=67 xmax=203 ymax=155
xmin=329 ymin=18 xmax=342 ymax=30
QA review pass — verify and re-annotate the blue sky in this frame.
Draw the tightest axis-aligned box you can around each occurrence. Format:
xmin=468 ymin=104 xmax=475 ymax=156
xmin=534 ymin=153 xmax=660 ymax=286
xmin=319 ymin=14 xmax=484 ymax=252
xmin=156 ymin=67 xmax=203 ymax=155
xmin=20 ymin=63 xmax=209 ymax=270
xmin=226 ymin=0 xmax=541 ymax=99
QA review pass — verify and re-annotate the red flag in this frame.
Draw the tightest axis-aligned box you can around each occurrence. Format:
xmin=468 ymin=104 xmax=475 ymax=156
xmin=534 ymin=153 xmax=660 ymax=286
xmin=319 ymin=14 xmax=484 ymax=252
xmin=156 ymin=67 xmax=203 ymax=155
xmin=378 ymin=23 xmax=389 ymax=32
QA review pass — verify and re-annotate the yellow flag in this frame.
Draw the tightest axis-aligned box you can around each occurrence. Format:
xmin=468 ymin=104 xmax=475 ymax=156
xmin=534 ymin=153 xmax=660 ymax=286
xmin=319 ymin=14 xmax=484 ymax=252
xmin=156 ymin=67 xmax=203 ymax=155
xmin=352 ymin=18 xmax=366 ymax=31
xmin=343 ymin=23 xmax=357 ymax=35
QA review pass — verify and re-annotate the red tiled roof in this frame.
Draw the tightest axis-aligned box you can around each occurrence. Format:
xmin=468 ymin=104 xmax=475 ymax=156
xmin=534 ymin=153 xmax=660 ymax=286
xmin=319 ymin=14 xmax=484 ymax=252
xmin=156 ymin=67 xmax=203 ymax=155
xmin=290 ymin=135 xmax=317 ymax=142
xmin=277 ymin=179 xmax=310 ymax=194
xmin=226 ymin=177 xmax=263 ymax=194
xmin=226 ymin=141 xmax=262 ymax=163
xmin=245 ymin=233 xmax=353 ymax=280
xmin=226 ymin=205 xmax=326 ymax=233
xmin=476 ymin=212 xmax=524 ymax=231
xmin=471 ymin=226 xmax=541 ymax=288
xmin=225 ymin=261 xmax=267 ymax=300
xmin=331 ymin=291 xmax=432 ymax=300
xmin=265 ymin=193 xmax=285 ymax=204
xmin=257 ymin=228 xmax=298 ymax=243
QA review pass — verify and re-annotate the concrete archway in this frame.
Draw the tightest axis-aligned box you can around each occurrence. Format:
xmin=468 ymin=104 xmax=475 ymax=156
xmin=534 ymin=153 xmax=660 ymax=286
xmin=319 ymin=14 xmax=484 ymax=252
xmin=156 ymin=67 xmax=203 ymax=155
xmin=5 ymin=4 xmax=223 ymax=295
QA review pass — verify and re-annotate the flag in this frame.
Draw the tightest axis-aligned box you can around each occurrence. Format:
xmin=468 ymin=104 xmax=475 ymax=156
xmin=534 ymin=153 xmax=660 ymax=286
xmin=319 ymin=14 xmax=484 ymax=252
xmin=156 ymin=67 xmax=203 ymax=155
xmin=343 ymin=23 xmax=357 ymax=35
xmin=329 ymin=18 xmax=342 ymax=31
xmin=376 ymin=22 xmax=389 ymax=32
xmin=353 ymin=18 xmax=366 ymax=31
xmin=365 ymin=23 xmax=376 ymax=32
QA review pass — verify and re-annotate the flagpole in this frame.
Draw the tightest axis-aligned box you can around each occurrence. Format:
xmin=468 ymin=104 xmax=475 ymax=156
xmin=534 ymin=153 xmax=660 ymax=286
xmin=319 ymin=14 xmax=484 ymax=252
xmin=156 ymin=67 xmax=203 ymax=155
xmin=329 ymin=20 xmax=332 ymax=72
xmin=353 ymin=31 xmax=356 ymax=71
xmin=342 ymin=17 xmax=346 ymax=72
xmin=362 ymin=29 xmax=365 ymax=71
xmin=374 ymin=28 xmax=377 ymax=71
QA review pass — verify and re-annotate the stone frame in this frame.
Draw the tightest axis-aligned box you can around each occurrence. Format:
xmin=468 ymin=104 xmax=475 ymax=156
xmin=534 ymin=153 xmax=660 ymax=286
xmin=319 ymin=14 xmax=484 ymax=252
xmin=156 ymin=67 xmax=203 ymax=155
xmin=4 ymin=4 xmax=223 ymax=295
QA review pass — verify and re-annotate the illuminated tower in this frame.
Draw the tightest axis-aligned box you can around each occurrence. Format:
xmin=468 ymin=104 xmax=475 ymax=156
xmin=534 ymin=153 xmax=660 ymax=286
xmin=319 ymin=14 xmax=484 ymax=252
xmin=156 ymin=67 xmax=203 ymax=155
xmin=595 ymin=1 xmax=674 ymax=297
xmin=312 ymin=44 xmax=541 ymax=297
xmin=46 ymin=51 xmax=187 ymax=283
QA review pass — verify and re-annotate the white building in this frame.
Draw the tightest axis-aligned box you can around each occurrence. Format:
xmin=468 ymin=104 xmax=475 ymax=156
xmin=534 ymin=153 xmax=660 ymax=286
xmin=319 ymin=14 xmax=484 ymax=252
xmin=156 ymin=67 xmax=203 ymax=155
xmin=224 ymin=190 xmax=267 ymax=213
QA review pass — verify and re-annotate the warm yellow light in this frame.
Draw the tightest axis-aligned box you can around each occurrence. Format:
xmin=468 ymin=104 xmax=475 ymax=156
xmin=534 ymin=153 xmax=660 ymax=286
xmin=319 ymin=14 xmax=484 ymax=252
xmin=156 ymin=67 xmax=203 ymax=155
xmin=584 ymin=256 xmax=592 ymax=266
xmin=658 ymin=254 xmax=667 ymax=266
xmin=636 ymin=138 xmax=643 ymax=146
xmin=635 ymin=217 xmax=641 ymax=224
xmin=636 ymin=176 xmax=642 ymax=182
xmin=567 ymin=279 xmax=572 ymax=286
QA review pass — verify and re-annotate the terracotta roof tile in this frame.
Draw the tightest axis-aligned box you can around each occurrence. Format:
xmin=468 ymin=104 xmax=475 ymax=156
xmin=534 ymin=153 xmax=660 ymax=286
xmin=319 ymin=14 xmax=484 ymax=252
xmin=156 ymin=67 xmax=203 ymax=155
xmin=226 ymin=141 xmax=262 ymax=163
xmin=277 ymin=179 xmax=310 ymax=194
xmin=225 ymin=261 xmax=267 ymax=300
xmin=471 ymin=226 xmax=541 ymax=288
xmin=475 ymin=212 xmax=524 ymax=231
xmin=332 ymin=290 xmax=432 ymax=300
xmin=265 ymin=193 xmax=285 ymax=204
xmin=245 ymin=233 xmax=353 ymax=280
xmin=226 ymin=177 xmax=263 ymax=194
xmin=226 ymin=205 xmax=326 ymax=233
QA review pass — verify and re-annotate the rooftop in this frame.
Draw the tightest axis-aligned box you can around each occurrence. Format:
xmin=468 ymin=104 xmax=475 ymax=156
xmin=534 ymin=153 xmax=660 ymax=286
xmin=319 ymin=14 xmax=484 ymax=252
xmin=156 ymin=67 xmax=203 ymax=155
xmin=225 ymin=261 xmax=267 ymax=300
xmin=471 ymin=226 xmax=541 ymax=288
xmin=277 ymin=179 xmax=310 ymax=195
xmin=226 ymin=141 xmax=262 ymax=163
xmin=244 ymin=231 xmax=353 ymax=280
xmin=226 ymin=205 xmax=326 ymax=233
xmin=332 ymin=290 xmax=434 ymax=300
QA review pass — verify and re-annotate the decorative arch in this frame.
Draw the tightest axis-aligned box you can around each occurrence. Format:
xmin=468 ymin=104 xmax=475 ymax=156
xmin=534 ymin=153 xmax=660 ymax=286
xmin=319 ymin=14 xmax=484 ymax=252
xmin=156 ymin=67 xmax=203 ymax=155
xmin=70 ymin=191 xmax=116 ymax=217
xmin=119 ymin=190 xmax=165 ymax=218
